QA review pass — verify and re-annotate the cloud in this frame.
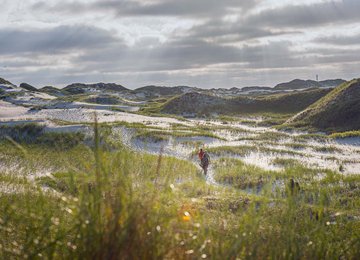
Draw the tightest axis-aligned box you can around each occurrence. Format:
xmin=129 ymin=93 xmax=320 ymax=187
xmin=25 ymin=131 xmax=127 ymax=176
xmin=184 ymin=18 xmax=301 ymax=44
xmin=32 ymin=0 xmax=261 ymax=17
xmin=0 ymin=25 xmax=121 ymax=54
xmin=1 ymin=0 xmax=360 ymax=88
xmin=245 ymin=0 xmax=360 ymax=29
xmin=315 ymin=33 xmax=360 ymax=46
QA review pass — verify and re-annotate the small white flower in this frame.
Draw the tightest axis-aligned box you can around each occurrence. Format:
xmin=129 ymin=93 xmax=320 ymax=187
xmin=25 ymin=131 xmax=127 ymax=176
xmin=185 ymin=250 xmax=194 ymax=255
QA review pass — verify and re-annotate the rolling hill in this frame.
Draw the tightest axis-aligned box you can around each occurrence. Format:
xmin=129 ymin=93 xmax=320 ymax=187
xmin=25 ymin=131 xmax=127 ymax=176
xmin=274 ymin=79 xmax=345 ymax=90
xmin=62 ymin=83 xmax=129 ymax=95
xmin=160 ymin=88 xmax=332 ymax=116
xmin=0 ymin=77 xmax=14 ymax=86
xmin=20 ymin=83 xmax=38 ymax=92
xmin=286 ymin=79 xmax=360 ymax=132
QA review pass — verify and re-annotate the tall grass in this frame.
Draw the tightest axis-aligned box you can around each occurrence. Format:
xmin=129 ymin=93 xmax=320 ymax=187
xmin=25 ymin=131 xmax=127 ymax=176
xmin=0 ymin=120 xmax=359 ymax=259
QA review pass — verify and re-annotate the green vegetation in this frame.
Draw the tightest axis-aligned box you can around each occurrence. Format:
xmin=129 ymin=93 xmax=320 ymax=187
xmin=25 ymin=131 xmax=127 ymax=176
xmin=37 ymin=132 xmax=85 ymax=149
xmin=133 ymin=129 xmax=225 ymax=143
xmin=272 ymin=158 xmax=302 ymax=168
xmin=287 ymin=79 xmax=360 ymax=132
xmin=292 ymin=133 xmax=329 ymax=143
xmin=206 ymin=145 xmax=305 ymax=157
xmin=214 ymin=158 xmax=281 ymax=189
xmin=0 ymin=123 xmax=45 ymax=142
xmin=237 ymin=131 xmax=290 ymax=142
xmin=0 ymin=123 xmax=85 ymax=149
xmin=313 ymin=146 xmax=341 ymax=153
xmin=0 ymin=120 xmax=359 ymax=259
xmin=330 ymin=130 xmax=360 ymax=139
xmin=160 ymin=88 xmax=331 ymax=117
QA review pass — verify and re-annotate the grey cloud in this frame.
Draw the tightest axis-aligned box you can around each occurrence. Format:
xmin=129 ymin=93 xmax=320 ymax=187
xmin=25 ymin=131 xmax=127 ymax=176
xmin=32 ymin=0 xmax=261 ymax=17
xmin=73 ymin=38 xmax=301 ymax=73
xmin=315 ymin=33 xmax=360 ymax=46
xmin=185 ymin=18 xmax=301 ymax=43
xmin=0 ymin=25 xmax=121 ymax=54
xmin=245 ymin=0 xmax=360 ymax=29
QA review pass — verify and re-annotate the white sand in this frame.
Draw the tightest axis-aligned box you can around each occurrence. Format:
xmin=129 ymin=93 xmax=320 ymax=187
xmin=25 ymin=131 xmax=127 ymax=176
xmin=0 ymin=101 xmax=29 ymax=118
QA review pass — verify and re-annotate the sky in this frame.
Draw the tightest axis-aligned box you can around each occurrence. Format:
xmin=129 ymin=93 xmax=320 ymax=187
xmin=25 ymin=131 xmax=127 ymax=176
xmin=0 ymin=0 xmax=360 ymax=89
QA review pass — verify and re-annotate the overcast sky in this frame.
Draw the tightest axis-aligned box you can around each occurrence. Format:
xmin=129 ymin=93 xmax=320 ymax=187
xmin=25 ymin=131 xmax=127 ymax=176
xmin=1 ymin=0 xmax=360 ymax=89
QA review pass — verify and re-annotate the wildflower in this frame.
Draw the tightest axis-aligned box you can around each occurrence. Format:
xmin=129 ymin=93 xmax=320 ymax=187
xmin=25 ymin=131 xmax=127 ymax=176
xmin=185 ymin=249 xmax=194 ymax=255
xmin=33 ymin=239 xmax=39 ymax=245
xmin=156 ymin=225 xmax=161 ymax=232
xmin=194 ymin=223 xmax=201 ymax=228
xmin=182 ymin=211 xmax=191 ymax=222
xmin=147 ymin=232 xmax=151 ymax=235
xmin=85 ymin=220 xmax=90 ymax=225
xmin=307 ymin=241 xmax=313 ymax=246
xmin=61 ymin=196 xmax=67 ymax=202
xmin=192 ymin=235 xmax=198 ymax=240
xmin=170 ymin=184 xmax=175 ymax=190
xmin=180 ymin=241 xmax=185 ymax=246
xmin=242 ymin=232 xmax=246 ymax=237
xmin=73 ymin=197 xmax=79 ymax=202
xmin=326 ymin=221 xmax=331 ymax=226
xmin=51 ymin=217 xmax=60 ymax=226
xmin=201 ymin=254 xmax=207 ymax=259
xmin=65 ymin=208 xmax=73 ymax=214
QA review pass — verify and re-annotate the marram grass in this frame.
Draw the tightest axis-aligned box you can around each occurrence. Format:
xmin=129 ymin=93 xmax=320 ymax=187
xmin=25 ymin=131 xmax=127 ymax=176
xmin=0 ymin=122 xmax=359 ymax=259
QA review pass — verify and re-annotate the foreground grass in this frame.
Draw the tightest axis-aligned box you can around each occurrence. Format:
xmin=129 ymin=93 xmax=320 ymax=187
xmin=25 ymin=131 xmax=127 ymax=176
xmin=0 ymin=126 xmax=359 ymax=259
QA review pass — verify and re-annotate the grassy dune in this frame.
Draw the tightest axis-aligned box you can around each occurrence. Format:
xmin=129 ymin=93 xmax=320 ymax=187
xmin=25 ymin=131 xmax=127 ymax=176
xmin=0 ymin=123 xmax=359 ymax=259
xmin=287 ymin=79 xmax=360 ymax=132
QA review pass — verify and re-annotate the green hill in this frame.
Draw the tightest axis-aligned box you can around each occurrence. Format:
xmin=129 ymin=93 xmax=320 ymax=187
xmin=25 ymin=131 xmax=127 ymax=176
xmin=20 ymin=83 xmax=38 ymax=92
xmin=0 ymin=77 xmax=14 ymax=86
xmin=274 ymin=79 xmax=345 ymax=90
xmin=286 ymin=79 xmax=360 ymax=132
xmin=159 ymin=88 xmax=331 ymax=116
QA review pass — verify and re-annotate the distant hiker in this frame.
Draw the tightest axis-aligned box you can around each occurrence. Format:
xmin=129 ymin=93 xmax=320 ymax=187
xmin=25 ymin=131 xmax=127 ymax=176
xmin=198 ymin=148 xmax=205 ymax=161
xmin=199 ymin=149 xmax=210 ymax=175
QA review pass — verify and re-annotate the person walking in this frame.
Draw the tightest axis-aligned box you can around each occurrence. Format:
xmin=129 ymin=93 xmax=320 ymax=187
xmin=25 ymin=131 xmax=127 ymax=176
xmin=198 ymin=149 xmax=210 ymax=175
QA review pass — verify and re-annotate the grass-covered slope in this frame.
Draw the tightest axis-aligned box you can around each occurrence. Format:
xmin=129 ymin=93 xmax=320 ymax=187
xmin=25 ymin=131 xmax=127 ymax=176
xmin=160 ymin=88 xmax=331 ymax=116
xmin=233 ymin=88 xmax=332 ymax=114
xmin=286 ymin=79 xmax=360 ymax=132
xmin=19 ymin=83 xmax=38 ymax=92
xmin=0 ymin=77 xmax=14 ymax=86
xmin=274 ymin=79 xmax=345 ymax=90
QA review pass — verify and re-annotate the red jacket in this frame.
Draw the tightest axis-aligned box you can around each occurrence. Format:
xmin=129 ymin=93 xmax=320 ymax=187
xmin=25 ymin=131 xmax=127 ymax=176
xmin=198 ymin=150 xmax=205 ymax=160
